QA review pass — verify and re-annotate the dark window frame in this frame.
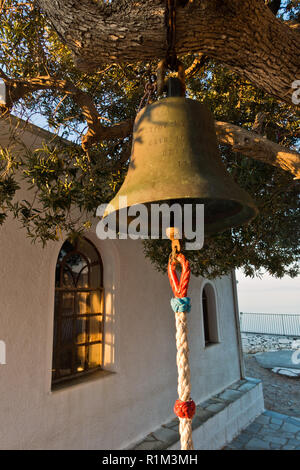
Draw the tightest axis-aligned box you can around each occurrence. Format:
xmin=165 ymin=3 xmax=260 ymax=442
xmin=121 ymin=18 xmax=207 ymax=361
xmin=52 ymin=237 xmax=104 ymax=386
xmin=202 ymin=288 xmax=210 ymax=345
xmin=201 ymin=283 xmax=219 ymax=347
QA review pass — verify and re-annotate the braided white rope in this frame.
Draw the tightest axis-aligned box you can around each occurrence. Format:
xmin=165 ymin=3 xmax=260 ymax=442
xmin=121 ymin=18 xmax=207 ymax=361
xmin=175 ymin=310 xmax=194 ymax=450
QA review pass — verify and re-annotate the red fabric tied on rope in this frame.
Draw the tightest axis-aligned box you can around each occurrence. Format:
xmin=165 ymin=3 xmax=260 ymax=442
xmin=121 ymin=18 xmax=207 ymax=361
xmin=174 ymin=399 xmax=196 ymax=419
xmin=168 ymin=252 xmax=191 ymax=298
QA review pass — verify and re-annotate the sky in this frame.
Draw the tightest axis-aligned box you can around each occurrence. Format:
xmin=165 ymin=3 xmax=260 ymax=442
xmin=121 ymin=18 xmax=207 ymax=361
xmin=236 ymin=269 xmax=300 ymax=314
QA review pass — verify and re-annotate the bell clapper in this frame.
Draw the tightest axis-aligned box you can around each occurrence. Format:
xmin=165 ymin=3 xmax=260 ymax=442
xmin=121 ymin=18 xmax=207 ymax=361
xmin=166 ymin=226 xmax=181 ymax=262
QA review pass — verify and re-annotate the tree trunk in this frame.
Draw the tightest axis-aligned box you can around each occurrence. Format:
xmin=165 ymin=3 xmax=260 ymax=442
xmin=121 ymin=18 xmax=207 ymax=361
xmin=37 ymin=0 xmax=300 ymax=105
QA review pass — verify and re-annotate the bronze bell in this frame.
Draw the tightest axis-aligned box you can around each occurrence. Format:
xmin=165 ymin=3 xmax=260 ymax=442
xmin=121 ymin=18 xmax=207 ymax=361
xmin=103 ymin=96 xmax=258 ymax=237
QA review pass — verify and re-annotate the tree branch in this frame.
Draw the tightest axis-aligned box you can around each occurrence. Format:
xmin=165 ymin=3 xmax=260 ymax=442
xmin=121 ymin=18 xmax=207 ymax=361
xmin=185 ymin=53 xmax=209 ymax=78
xmin=0 ymin=72 xmax=133 ymax=151
xmin=1 ymin=70 xmax=299 ymax=179
xmin=215 ymin=121 xmax=300 ymax=180
xmin=37 ymin=0 xmax=300 ymax=106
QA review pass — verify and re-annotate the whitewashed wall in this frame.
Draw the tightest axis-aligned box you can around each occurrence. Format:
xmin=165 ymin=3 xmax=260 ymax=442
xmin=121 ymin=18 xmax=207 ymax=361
xmin=0 ymin=215 xmax=241 ymax=449
xmin=0 ymin=117 xmax=242 ymax=449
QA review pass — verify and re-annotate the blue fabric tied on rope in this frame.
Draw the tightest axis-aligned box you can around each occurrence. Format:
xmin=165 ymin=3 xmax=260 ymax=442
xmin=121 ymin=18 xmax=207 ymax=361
xmin=170 ymin=297 xmax=191 ymax=313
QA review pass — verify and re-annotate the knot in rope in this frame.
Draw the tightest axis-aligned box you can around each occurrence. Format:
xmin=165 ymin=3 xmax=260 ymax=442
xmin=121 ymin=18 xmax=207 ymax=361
xmin=174 ymin=399 xmax=196 ymax=420
xmin=168 ymin=252 xmax=191 ymax=298
xmin=170 ymin=296 xmax=191 ymax=313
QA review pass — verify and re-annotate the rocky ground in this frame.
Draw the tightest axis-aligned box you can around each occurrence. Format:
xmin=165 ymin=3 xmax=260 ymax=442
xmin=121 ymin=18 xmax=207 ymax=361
xmin=244 ymin=354 xmax=300 ymax=418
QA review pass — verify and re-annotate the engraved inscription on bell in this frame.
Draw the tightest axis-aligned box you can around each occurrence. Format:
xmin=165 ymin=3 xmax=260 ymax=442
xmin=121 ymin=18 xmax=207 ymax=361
xmin=103 ymin=96 xmax=258 ymax=236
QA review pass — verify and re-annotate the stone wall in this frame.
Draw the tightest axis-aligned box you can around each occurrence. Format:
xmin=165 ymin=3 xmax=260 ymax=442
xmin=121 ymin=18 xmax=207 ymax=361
xmin=241 ymin=333 xmax=300 ymax=354
xmin=130 ymin=378 xmax=264 ymax=451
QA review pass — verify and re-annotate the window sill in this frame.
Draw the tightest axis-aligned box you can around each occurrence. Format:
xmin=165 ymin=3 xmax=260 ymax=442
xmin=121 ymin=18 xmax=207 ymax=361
xmin=51 ymin=368 xmax=115 ymax=393
xmin=204 ymin=341 xmax=221 ymax=349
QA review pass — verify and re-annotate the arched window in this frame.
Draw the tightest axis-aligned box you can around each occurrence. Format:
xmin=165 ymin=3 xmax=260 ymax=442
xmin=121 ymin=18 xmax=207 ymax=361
xmin=52 ymin=237 xmax=104 ymax=385
xmin=201 ymin=283 xmax=219 ymax=346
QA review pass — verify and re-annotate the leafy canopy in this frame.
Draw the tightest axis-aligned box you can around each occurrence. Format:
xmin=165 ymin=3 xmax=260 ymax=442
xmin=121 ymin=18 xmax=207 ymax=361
xmin=0 ymin=0 xmax=299 ymax=278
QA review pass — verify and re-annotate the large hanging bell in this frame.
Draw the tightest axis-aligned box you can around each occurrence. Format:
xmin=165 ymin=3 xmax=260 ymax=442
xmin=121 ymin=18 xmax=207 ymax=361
xmin=103 ymin=96 xmax=258 ymax=237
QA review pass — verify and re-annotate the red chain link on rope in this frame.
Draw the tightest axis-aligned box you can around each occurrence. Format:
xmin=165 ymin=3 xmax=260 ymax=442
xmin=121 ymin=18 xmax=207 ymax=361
xmin=168 ymin=252 xmax=191 ymax=298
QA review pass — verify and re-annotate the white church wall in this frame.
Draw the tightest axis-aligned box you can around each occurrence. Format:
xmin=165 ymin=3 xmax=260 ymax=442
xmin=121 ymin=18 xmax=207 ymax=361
xmin=0 ymin=116 xmax=243 ymax=449
xmin=0 ymin=213 xmax=242 ymax=449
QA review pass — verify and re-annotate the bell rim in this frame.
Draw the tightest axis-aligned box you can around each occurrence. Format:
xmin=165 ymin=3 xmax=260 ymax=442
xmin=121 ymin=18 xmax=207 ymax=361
xmin=102 ymin=195 xmax=258 ymax=236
